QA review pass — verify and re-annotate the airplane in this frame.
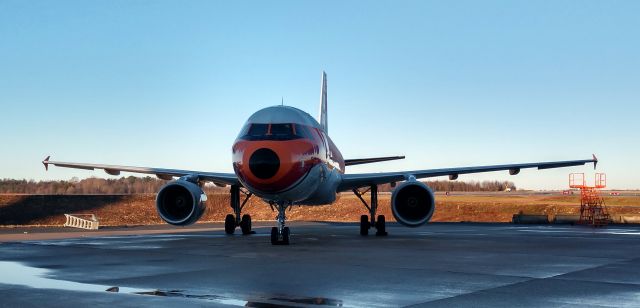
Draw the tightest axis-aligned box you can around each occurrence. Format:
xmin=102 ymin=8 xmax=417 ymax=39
xmin=43 ymin=72 xmax=598 ymax=245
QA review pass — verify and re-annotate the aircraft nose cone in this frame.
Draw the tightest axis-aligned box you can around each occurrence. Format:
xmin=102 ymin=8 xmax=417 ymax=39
xmin=249 ymin=148 xmax=280 ymax=179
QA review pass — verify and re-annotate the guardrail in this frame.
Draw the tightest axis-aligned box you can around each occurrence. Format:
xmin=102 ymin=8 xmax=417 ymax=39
xmin=513 ymin=214 xmax=640 ymax=225
xmin=63 ymin=214 xmax=99 ymax=230
xmin=512 ymin=214 xmax=549 ymax=224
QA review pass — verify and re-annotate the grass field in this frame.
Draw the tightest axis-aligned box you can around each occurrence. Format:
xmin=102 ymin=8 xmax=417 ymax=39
xmin=1 ymin=193 xmax=639 ymax=227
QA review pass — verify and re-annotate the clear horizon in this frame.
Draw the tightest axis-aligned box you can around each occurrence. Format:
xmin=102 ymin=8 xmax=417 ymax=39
xmin=1 ymin=1 xmax=638 ymax=190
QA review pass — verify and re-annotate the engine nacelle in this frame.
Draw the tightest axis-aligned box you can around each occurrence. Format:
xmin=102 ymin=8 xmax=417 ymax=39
xmin=156 ymin=180 xmax=207 ymax=226
xmin=391 ymin=180 xmax=436 ymax=227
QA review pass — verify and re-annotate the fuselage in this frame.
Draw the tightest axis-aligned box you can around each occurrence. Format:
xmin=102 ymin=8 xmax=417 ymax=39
xmin=232 ymin=106 xmax=344 ymax=205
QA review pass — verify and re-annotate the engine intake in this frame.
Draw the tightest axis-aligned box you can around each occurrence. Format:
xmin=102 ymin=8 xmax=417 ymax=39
xmin=391 ymin=180 xmax=435 ymax=227
xmin=156 ymin=180 xmax=207 ymax=226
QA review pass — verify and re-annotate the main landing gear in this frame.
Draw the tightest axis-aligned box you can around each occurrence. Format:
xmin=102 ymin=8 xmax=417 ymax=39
xmin=270 ymin=201 xmax=291 ymax=245
xmin=353 ymin=185 xmax=387 ymax=236
xmin=225 ymin=185 xmax=254 ymax=235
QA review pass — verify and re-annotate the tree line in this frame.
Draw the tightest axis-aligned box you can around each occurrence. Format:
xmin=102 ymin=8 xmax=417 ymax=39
xmin=378 ymin=180 xmax=516 ymax=192
xmin=0 ymin=177 xmax=169 ymax=195
xmin=0 ymin=177 xmax=516 ymax=194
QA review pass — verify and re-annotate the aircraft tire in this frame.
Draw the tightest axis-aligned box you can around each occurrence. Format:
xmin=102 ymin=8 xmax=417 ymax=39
xmin=360 ymin=215 xmax=369 ymax=236
xmin=375 ymin=215 xmax=387 ymax=236
xmin=240 ymin=214 xmax=252 ymax=235
xmin=224 ymin=214 xmax=236 ymax=235
xmin=282 ymin=227 xmax=290 ymax=245
xmin=270 ymin=227 xmax=278 ymax=245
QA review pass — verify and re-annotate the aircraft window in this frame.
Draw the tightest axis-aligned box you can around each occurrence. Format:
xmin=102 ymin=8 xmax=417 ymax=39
xmin=247 ymin=124 xmax=269 ymax=137
xmin=294 ymin=124 xmax=312 ymax=139
xmin=237 ymin=123 xmax=251 ymax=139
xmin=270 ymin=124 xmax=293 ymax=137
xmin=240 ymin=123 xmax=301 ymax=141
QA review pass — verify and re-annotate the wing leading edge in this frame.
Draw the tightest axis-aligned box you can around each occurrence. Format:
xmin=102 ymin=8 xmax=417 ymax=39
xmin=345 ymin=156 xmax=405 ymax=166
xmin=42 ymin=156 xmax=239 ymax=186
xmin=338 ymin=155 xmax=598 ymax=191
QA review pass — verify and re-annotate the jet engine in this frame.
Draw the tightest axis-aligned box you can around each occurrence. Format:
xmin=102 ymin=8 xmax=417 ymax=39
xmin=391 ymin=180 xmax=435 ymax=227
xmin=156 ymin=180 xmax=207 ymax=226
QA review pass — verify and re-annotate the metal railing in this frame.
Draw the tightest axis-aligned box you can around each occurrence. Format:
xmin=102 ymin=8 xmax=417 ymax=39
xmin=63 ymin=214 xmax=99 ymax=230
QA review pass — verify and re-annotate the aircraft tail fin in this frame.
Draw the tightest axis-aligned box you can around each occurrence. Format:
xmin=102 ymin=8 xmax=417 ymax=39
xmin=319 ymin=71 xmax=328 ymax=134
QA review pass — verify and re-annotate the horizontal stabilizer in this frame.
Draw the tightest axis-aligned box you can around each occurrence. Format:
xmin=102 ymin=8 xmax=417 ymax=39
xmin=345 ymin=156 xmax=405 ymax=166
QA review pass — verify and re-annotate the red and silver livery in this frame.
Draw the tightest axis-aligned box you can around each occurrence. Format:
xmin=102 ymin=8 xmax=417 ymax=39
xmin=42 ymin=71 xmax=598 ymax=245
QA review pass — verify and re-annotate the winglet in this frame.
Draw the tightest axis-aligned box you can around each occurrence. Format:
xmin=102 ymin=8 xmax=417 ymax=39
xmin=42 ymin=156 xmax=50 ymax=171
xmin=592 ymin=154 xmax=598 ymax=170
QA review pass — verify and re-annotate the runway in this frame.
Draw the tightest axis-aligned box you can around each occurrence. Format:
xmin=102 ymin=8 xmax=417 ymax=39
xmin=1 ymin=222 xmax=639 ymax=307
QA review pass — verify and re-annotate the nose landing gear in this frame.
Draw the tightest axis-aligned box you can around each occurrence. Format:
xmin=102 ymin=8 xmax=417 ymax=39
xmin=354 ymin=185 xmax=387 ymax=236
xmin=224 ymin=185 xmax=254 ymax=235
xmin=270 ymin=201 xmax=291 ymax=245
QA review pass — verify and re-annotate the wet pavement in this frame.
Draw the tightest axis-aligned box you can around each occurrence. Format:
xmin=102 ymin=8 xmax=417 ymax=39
xmin=1 ymin=222 xmax=639 ymax=307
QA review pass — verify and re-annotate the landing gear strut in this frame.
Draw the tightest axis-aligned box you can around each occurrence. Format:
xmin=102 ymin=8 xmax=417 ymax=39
xmin=353 ymin=185 xmax=387 ymax=236
xmin=270 ymin=201 xmax=291 ymax=245
xmin=225 ymin=185 xmax=253 ymax=235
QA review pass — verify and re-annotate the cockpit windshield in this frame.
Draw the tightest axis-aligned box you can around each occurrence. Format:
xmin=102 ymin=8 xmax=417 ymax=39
xmin=270 ymin=123 xmax=293 ymax=137
xmin=238 ymin=123 xmax=313 ymax=141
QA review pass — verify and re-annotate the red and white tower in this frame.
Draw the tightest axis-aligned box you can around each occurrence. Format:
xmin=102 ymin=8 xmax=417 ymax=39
xmin=569 ymin=173 xmax=610 ymax=227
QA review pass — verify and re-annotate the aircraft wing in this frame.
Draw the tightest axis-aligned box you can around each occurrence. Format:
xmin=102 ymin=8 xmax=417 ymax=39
xmin=42 ymin=156 xmax=239 ymax=186
xmin=344 ymin=156 xmax=405 ymax=166
xmin=338 ymin=155 xmax=598 ymax=191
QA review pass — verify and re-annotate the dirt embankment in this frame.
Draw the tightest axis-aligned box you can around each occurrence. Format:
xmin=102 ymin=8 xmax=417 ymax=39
xmin=1 ymin=194 xmax=639 ymax=226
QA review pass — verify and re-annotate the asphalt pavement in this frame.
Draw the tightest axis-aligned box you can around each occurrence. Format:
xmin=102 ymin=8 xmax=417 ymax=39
xmin=1 ymin=222 xmax=639 ymax=307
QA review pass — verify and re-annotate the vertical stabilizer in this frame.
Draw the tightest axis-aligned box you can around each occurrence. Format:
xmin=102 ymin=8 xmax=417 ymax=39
xmin=319 ymin=71 xmax=328 ymax=134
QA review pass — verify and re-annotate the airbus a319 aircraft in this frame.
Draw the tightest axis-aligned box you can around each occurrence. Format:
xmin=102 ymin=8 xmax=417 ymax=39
xmin=43 ymin=72 xmax=598 ymax=245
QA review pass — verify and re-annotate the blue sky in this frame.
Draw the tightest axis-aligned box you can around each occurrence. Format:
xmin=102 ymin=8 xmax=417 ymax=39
xmin=1 ymin=1 xmax=638 ymax=190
